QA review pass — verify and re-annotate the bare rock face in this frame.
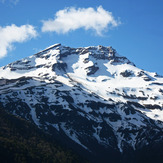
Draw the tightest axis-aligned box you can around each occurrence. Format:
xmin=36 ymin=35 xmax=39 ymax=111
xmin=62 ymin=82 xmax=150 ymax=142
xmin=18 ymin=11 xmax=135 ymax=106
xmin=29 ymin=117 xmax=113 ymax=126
xmin=52 ymin=62 xmax=67 ymax=72
xmin=120 ymin=70 xmax=134 ymax=77
xmin=85 ymin=65 xmax=99 ymax=76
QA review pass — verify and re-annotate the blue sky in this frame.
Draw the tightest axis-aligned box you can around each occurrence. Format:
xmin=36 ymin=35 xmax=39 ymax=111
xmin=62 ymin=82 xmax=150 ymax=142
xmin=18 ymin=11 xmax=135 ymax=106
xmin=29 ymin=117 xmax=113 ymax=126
xmin=0 ymin=0 xmax=163 ymax=75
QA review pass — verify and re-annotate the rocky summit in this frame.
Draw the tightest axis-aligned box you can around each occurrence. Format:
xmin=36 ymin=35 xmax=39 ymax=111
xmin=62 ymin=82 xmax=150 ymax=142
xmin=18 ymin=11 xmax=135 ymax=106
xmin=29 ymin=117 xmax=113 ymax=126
xmin=0 ymin=43 xmax=163 ymax=163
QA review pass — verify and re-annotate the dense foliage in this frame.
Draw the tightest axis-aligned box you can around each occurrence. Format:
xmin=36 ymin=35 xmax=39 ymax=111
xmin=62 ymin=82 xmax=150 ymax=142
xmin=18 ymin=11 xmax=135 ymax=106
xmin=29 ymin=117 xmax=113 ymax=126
xmin=0 ymin=107 xmax=84 ymax=163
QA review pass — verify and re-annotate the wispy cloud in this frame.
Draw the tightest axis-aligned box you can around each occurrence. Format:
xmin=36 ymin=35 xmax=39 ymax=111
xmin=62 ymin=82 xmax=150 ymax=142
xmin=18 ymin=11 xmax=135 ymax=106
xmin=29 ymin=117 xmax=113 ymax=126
xmin=0 ymin=0 xmax=19 ymax=5
xmin=0 ymin=0 xmax=5 ymax=3
xmin=10 ymin=0 xmax=19 ymax=5
xmin=41 ymin=6 xmax=120 ymax=36
xmin=0 ymin=24 xmax=37 ymax=58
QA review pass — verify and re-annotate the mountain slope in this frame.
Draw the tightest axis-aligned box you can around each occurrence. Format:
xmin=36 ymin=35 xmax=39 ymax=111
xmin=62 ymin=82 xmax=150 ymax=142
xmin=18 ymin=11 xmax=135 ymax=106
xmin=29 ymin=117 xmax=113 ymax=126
xmin=0 ymin=43 xmax=163 ymax=162
xmin=0 ymin=107 xmax=84 ymax=163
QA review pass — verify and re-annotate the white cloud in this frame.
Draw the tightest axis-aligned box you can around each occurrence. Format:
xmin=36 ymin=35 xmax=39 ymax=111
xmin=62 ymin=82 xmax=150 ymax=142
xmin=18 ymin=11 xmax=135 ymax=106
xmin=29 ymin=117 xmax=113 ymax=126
xmin=41 ymin=6 xmax=120 ymax=35
xmin=0 ymin=24 xmax=37 ymax=58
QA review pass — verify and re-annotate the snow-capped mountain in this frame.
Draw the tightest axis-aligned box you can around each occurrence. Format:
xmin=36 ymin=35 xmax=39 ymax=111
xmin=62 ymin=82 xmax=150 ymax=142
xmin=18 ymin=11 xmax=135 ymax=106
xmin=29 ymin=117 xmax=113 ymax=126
xmin=0 ymin=43 xmax=163 ymax=162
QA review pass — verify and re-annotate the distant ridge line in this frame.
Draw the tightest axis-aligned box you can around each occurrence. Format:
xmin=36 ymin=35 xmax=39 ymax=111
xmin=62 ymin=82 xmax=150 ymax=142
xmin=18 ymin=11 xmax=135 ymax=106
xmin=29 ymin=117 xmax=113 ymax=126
xmin=34 ymin=43 xmax=61 ymax=56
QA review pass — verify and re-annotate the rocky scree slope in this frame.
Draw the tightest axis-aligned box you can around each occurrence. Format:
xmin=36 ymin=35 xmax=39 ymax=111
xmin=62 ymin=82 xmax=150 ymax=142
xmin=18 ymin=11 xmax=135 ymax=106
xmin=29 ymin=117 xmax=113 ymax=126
xmin=0 ymin=43 xmax=163 ymax=162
